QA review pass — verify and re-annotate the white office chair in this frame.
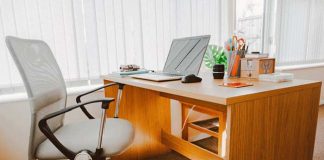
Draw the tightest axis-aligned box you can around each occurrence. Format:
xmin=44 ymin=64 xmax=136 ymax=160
xmin=5 ymin=36 xmax=134 ymax=160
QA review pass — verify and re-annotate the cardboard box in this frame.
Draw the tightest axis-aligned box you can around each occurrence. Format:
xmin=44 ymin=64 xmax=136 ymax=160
xmin=240 ymin=58 xmax=275 ymax=78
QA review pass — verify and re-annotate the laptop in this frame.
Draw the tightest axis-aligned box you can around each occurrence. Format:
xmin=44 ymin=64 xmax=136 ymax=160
xmin=130 ymin=35 xmax=211 ymax=82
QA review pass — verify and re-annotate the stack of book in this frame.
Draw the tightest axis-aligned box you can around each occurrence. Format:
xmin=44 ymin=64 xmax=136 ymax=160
xmin=259 ymin=73 xmax=294 ymax=82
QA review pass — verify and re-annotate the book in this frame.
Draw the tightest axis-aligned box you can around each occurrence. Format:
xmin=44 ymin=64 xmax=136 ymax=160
xmin=259 ymin=73 xmax=294 ymax=83
xmin=244 ymin=53 xmax=269 ymax=58
xmin=113 ymin=69 xmax=150 ymax=75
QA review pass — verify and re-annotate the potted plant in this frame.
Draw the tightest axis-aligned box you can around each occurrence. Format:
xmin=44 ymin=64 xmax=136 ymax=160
xmin=203 ymin=45 xmax=227 ymax=79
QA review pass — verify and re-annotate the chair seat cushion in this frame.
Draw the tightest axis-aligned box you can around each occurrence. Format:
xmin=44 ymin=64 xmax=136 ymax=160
xmin=36 ymin=118 xmax=134 ymax=159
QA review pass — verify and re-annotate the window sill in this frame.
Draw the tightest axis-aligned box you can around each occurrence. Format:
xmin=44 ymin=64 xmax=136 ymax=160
xmin=0 ymin=84 xmax=103 ymax=104
xmin=276 ymin=63 xmax=324 ymax=71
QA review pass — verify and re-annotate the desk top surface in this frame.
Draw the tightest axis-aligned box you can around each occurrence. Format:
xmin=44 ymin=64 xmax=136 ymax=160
xmin=102 ymin=73 xmax=321 ymax=105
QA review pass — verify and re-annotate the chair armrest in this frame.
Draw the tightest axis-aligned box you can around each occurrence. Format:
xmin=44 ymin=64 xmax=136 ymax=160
xmin=38 ymin=98 xmax=114 ymax=159
xmin=76 ymin=83 xmax=118 ymax=119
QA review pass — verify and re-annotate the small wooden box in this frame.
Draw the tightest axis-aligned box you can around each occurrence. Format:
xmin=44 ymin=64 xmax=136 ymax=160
xmin=240 ymin=58 xmax=275 ymax=78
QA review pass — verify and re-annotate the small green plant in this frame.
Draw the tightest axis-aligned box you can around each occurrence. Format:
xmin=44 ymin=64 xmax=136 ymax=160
xmin=203 ymin=45 xmax=227 ymax=69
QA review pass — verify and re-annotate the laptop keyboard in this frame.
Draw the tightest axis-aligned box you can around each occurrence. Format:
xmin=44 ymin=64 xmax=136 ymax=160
xmin=151 ymin=72 xmax=182 ymax=77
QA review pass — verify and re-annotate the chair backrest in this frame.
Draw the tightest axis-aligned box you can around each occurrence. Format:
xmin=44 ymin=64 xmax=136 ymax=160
xmin=5 ymin=36 xmax=67 ymax=159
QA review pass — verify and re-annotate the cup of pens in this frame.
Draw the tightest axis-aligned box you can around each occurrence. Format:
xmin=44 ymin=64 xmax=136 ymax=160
xmin=225 ymin=35 xmax=248 ymax=78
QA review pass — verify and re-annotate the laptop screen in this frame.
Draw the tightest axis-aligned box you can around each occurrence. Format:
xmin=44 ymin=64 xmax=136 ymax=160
xmin=163 ymin=35 xmax=210 ymax=76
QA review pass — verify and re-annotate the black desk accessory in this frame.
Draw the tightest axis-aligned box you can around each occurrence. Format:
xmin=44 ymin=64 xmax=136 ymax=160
xmin=181 ymin=74 xmax=202 ymax=83
xmin=213 ymin=64 xmax=225 ymax=79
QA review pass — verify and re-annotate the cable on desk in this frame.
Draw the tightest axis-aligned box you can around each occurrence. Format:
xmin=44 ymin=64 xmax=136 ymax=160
xmin=181 ymin=105 xmax=196 ymax=131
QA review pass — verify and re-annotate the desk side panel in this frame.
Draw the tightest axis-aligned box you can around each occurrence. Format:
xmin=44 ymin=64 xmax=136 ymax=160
xmin=227 ymin=85 xmax=321 ymax=160
xmin=104 ymin=80 xmax=171 ymax=159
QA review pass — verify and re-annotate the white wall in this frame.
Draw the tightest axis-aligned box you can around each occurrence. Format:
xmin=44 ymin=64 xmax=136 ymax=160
xmin=279 ymin=66 xmax=324 ymax=102
xmin=0 ymin=91 xmax=104 ymax=160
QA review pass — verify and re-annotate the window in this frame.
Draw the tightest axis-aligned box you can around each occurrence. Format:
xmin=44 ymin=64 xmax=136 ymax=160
xmin=270 ymin=0 xmax=324 ymax=66
xmin=0 ymin=0 xmax=230 ymax=95
xmin=235 ymin=0 xmax=265 ymax=52
xmin=236 ymin=0 xmax=324 ymax=66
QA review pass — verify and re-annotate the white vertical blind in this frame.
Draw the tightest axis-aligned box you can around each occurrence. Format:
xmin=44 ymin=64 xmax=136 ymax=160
xmin=0 ymin=0 xmax=229 ymax=92
xmin=271 ymin=0 xmax=324 ymax=65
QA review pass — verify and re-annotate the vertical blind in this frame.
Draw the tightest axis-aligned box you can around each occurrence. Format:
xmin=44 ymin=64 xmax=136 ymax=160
xmin=271 ymin=0 xmax=324 ymax=65
xmin=0 ymin=0 xmax=228 ymax=92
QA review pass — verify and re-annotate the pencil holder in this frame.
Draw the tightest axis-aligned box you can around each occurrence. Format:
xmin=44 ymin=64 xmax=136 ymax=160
xmin=213 ymin=64 xmax=225 ymax=79
xmin=228 ymin=50 xmax=245 ymax=78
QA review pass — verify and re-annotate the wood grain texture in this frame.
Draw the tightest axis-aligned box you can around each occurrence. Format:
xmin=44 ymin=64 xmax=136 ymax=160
xmin=181 ymin=105 xmax=189 ymax=141
xmin=161 ymin=130 xmax=223 ymax=160
xmin=103 ymin=75 xmax=322 ymax=160
xmin=181 ymin=103 xmax=221 ymax=140
xmin=181 ymin=103 xmax=226 ymax=156
xmin=104 ymin=80 xmax=171 ymax=160
xmin=145 ymin=151 xmax=190 ymax=160
xmin=192 ymin=137 xmax=218 ymax=154
xmin=226 ymin=86 xmax=321 ymax=160
xmin=187 ymin=122 xmax=219 ymax=137
xmin=102 ymin=74 xmax=321 ymax=105
xmin=218 ymin=110 xmax=226 ymax=157
xmin=163 ymin=93 xmax=227 ymax=113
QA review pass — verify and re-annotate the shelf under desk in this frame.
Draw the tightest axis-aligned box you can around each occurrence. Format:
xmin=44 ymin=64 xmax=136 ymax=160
xmin=102 ymin=73 xmax=321 ymax=160
xmin=189 ymin=118 xmax=219 ymax=138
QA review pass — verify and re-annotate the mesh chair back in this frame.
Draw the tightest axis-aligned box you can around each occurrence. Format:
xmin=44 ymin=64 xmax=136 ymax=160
xmin=5 ymin=36 xmax=67 ymax=160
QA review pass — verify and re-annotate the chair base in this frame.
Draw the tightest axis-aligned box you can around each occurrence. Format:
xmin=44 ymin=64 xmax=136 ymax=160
xmin=75 ymin=151 xmax=92 ymax=160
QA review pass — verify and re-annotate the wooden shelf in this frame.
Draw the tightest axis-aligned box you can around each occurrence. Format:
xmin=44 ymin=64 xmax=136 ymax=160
xmin=144 ymin=151 xmax=189 ymax=160
xmin=148 ymin=137 xmax=218 ymax=160
xmin=192 ymin=137 xmax=218 ymax=154
xmin=161 ymin=130 xmax=223 ymax=160
xmin=188 ymin=118 xmax=219 ymax=138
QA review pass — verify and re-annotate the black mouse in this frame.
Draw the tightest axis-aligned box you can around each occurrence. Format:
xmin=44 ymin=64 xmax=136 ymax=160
xmin=181 ymin=74 xmax=202 ymax=83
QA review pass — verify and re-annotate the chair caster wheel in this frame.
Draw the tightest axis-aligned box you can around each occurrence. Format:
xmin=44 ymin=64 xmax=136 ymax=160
xmin=75 ymin=150 xmax=92 ymax=160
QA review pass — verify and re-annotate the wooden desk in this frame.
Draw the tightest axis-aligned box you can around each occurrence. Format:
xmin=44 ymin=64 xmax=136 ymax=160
xmin=103 ymin=74 xmax=321 ymax=160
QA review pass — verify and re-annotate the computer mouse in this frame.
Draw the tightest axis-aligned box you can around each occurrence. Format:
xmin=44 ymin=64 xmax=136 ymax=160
xmin=181 ymin=74 xmax=202 ymax=83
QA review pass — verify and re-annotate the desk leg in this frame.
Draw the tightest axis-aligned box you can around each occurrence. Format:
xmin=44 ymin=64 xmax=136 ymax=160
xmin=104 ymin=81 xmax=171 ymax=159
xmin=225 ymin=86 xmax=320 ymax=160
xmin=181 ymin=106 xmax=189 ymax=141
xmin=218 ymin=111 xmax=226 ymax=157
